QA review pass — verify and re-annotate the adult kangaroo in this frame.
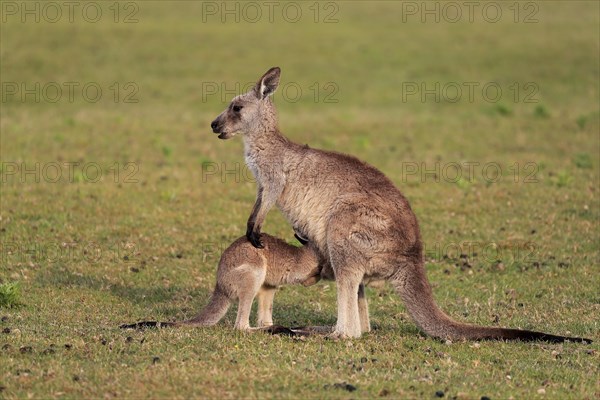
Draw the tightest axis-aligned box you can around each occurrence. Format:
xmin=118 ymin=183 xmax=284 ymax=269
xmin=210 ymin=67 xmax=591 ymax=343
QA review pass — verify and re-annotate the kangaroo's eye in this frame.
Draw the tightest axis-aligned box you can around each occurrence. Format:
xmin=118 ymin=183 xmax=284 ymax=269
xmin=232 ymin=105 xmax=243 ymax=112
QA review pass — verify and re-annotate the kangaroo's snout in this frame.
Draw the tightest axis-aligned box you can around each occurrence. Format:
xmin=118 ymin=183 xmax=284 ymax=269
xmin=211 ymin=119 xmax=220 ymax=133
xmin=211 ymin=117 xmax=232 ymax=140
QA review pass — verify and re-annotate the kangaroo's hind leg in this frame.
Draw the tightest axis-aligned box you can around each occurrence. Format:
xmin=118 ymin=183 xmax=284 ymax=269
xmin=257 ymin=286 xmax=277 ymax=327
xmin=358 ymin=283 xmax=371 ymax=333
xmin=233 ymin=264 xmax=266 ymax=331
xmin=326 ymin=204 xmax=383 ymax=338
xmin=289 ymin=281 xmax=368 ymax=337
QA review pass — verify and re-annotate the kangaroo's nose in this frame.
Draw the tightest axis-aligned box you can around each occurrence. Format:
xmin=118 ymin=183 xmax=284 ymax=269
xmin=210 ymin=120 xmax=218 ymax=131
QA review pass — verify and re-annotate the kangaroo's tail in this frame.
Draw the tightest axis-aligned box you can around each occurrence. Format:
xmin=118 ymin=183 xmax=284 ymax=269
xmin=178 ymin=285 xmax=231 ymax=327
xmin=391 ymin=261 xmax=592 ymax=344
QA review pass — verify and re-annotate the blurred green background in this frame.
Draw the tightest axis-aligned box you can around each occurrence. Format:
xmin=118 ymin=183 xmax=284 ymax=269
xmin=1 ymin=1 xmax=598 ymax=399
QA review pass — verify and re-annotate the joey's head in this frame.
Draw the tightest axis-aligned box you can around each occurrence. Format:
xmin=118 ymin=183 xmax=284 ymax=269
xmin=210 ymin=67 xmax=281 ymax=140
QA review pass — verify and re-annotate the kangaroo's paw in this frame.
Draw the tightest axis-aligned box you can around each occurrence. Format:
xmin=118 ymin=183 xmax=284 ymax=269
xmin=246 ymin=231 xmax=264 ymax=249
xmin=294 ymin=232 xmax=309 ymax=245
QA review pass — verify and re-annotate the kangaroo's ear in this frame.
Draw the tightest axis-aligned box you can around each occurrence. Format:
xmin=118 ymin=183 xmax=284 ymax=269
xmin=255 ymin=67 xmax=281 ymax=99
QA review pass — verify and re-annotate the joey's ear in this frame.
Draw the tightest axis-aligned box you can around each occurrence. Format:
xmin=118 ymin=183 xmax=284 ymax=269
xmin=255 ymin=67 xmax=281 ymax=99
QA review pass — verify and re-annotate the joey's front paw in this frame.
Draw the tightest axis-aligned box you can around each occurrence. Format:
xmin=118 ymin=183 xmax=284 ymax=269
xmin=247 ymin=230 xmax=264 ymax=248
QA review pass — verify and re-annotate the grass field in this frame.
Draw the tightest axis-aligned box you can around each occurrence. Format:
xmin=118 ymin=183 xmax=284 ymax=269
xmin=1 ymin=1 xmax=599 ymax=399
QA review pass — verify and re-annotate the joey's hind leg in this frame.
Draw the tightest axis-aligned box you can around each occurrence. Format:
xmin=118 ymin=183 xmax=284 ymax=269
xmin=233 ymin=265 xmax=266 ymax=331
xmin=235 ymin=291 xmax=256 ymax=331
xmin=257 ymin=286 xmax=277 ymax=327
xmin=358 ymin=283 xmax=371 ymax=333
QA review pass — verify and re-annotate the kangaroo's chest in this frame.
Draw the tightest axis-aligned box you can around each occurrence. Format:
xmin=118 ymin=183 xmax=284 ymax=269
xmin=244 ymin=151 xmax=259 ymax=180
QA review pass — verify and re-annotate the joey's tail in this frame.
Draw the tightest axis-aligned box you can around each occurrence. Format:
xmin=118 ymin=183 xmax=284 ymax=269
xmin=391 ymin=262 xmax=592 ymax=344
xmin=179 ymin=285 xmax=231 ymax=327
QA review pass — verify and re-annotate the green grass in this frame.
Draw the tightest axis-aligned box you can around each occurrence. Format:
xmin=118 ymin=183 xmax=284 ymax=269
xmin=1 ymin=1 xmax=599 ymax=399
xmin=0 ymin=282 xmax=20 ymax=308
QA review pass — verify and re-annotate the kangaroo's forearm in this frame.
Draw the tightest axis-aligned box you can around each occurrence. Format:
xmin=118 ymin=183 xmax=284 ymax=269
xmin=247 ymin=187 xmax=264 ymax=247
xmin=247 ymin=187 xmax=263 ymax=232
xmin=247 ymin=180 xmax=284 ymax=248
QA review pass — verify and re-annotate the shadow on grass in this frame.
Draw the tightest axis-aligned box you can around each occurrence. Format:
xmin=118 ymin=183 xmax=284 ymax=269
xmin=34 ymin=267 xmax=424 ymax=336
xmin=270 ymin=302 xmax=336 ymax=327
xmin=34 ymin=267 xmax=188 ymax=306
xmin=34 ymin=267 xmax=340 ymax=325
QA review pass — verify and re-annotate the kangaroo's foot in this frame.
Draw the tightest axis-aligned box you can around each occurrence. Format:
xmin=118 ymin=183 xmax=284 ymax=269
xmin=287 ymin=325 xmax=339 ymax=338
xmin=257 ymin=319 xmax=274 ymax=328
xmin=328 ymin=329 xmax=362 ymax=340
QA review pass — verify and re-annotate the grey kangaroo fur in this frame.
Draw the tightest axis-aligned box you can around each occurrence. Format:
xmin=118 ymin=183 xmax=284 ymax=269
xmin=180 ymin=234 xmax=368 ymax=332
xmin=210 ymin=67 xmax=591 ymax=343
